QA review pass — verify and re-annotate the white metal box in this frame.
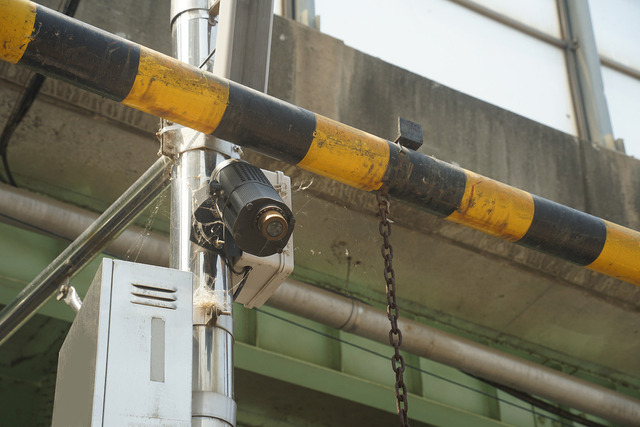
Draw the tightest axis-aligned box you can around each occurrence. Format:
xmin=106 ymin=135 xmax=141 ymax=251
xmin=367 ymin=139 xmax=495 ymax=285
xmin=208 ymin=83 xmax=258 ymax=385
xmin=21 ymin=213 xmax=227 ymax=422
xmin=52 ymin=259 xmax=193 ymax=426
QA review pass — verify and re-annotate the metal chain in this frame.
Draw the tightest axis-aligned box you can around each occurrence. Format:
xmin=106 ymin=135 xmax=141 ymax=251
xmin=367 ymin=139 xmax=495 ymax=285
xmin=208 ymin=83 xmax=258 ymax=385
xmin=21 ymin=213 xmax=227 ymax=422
xmin=376 ymin=187 xmax=410 ymax=427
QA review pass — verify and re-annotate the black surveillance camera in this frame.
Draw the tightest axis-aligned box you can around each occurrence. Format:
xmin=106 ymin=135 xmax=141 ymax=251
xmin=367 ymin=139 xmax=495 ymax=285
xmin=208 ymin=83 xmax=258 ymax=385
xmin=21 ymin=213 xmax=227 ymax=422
xmin=212 ymin=159 xmax=295 ymax=257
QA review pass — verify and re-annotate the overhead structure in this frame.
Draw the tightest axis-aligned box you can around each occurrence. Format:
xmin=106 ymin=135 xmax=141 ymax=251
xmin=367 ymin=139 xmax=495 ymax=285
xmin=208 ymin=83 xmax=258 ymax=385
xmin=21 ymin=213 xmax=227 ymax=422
xmin=2 ymin=0 xmax=638 ymax=288
xmin=1 ymin=183 xmax=640 ymax=426
xmin=268 ymin=279 xmax=640 ymax=426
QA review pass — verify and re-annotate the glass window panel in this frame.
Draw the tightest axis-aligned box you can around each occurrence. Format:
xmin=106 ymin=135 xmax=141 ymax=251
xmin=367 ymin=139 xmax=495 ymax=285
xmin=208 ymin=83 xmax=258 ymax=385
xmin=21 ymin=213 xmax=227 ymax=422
xmin=472 ymin=0 xmax=561 ymax=37
xmin=601 ymin=66 xmax=640 ymax=158
xmin=590 ymin=0 xmax=640 ymax=71
xmin=315 ymin=0 xmax=577 ymax=136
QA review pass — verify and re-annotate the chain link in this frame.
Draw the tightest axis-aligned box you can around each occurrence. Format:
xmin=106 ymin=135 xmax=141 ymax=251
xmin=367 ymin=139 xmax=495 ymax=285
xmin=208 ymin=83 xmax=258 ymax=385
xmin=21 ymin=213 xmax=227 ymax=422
xmin=376 ymin=187 xmax=410 ymax=427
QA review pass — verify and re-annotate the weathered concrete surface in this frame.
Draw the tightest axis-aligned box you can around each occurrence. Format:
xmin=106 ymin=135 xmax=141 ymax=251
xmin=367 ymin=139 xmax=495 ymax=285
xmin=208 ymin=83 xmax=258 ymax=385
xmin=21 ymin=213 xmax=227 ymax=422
xmin=260 ymin=16 xmax=640 ymax=387
xmin=0 ymin=4 xmax=639 ymax=403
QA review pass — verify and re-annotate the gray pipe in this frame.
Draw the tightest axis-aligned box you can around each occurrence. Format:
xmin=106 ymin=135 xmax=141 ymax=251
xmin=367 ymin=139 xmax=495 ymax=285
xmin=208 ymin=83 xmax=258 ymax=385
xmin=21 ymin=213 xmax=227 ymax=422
xmin=0 ymin=182 xmax=169 ymax=267
xmin=268 ymin=280 xmax=640 ymax=426
xmin=0 ymin=183 xmax=639 ymax=425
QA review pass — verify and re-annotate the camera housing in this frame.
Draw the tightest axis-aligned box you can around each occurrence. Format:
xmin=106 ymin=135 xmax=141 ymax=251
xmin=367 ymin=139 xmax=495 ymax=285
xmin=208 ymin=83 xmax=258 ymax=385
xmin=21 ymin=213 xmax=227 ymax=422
xmin=212 ymin=159 xmax=295 ymax=257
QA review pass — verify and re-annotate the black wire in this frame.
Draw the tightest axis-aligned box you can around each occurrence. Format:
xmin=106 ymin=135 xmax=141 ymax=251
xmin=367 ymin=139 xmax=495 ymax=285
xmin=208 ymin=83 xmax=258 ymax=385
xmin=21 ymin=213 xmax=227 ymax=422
xmin=254 ymin=307 xmax=605 ymax=427
xmin=198 ymin=48 xmax=216 ymax=69
xmin=0 ymin=210 xmax=73 ymax=242
xmin=0 ymin=0 xmax=81 ymax=186
xmin=467 ymin=374 xmax=606 ymax=427
xmin=232 ymin=266 xmax=252 ymax=301
xmin=0 ymin=74 xmax=46 ymax=186
xmin=1 ymin=155 xmax=16 ymax=186
xmin=0 ymin=210 xmax=120 ymax=260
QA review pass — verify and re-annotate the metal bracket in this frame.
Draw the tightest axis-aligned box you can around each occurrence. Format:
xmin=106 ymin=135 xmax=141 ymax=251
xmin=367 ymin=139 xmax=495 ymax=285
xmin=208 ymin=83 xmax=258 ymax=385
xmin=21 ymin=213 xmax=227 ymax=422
xmin=394 ymin=117 xmax=423 ymax=151
xmin=191 ymin=182 xmax=225 ymax=252
xmin=192 ymin=276 xmax=233 ymax=328
xmin=209 ymin=0 xmax=220 ymax=20
xmin=156 ymin=122 xmax=238 ymax=158
xmin=193 ymin=308 xmax=233 ymax=332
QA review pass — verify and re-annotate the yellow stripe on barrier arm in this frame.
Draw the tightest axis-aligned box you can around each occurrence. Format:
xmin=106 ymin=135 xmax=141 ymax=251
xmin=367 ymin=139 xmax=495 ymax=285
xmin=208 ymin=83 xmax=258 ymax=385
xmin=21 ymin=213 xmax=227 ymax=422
xmin=588 ymin=221 xmax=640 ymax=286
xmin=123 ymin=48 xmax=229 ymax=134
xmin=0 ymin=0 xmax=36 ymax=64
xmin=1 ymin=0 xmax=640 ymax=288
xmin=447 ymin=170 xmax=535 ymax=241
xmin=298 ymin=115 xmax=389 ymax=191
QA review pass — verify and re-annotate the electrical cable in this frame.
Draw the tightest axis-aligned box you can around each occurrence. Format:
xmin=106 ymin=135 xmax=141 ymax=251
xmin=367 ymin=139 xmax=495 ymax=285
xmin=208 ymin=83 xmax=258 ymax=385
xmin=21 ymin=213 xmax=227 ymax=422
xmin=198 ymin=48 xmax=216 ymax=69
xmin=0 ymin=210 xmax=128 ymax=261
xmin=0 ymin=74 xmax=46 ymax=186
xmin=232 ymin=266 xmax=252 ymax=301
xmin=0 ymin=0 xmax=81 ymax=186
xmin=254 ymin=307 xmax=607 ymax=427
xmin=0 ymin=210 xmax=75 ymax=243
xmin=467 ymin=374 xmax=606 ymax=427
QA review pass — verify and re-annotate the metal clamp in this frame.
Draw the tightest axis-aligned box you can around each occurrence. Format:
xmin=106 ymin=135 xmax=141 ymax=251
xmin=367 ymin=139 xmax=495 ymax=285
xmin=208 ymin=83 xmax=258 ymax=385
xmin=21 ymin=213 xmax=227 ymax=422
xmin=170 ymin=0 xmax=210 ymax=23
xmin=156 ymin=123 xmax=238 ymax=157
xmin=209 ymin=0 xmax=220 ymax=21
xmin=192 ymin=391 xmax=237 ymax=425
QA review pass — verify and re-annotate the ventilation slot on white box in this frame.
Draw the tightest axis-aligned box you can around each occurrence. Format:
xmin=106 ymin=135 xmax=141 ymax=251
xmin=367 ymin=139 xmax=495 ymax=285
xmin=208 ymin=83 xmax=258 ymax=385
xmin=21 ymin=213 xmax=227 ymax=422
xmin=131 ymin=283 xmax=178 ymax=310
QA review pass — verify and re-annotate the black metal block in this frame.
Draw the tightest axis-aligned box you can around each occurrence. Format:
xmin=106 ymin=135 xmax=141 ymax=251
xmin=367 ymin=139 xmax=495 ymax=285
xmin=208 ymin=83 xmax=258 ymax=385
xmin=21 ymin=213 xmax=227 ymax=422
xmin=394 ymin=117 xmax=423 ymax=151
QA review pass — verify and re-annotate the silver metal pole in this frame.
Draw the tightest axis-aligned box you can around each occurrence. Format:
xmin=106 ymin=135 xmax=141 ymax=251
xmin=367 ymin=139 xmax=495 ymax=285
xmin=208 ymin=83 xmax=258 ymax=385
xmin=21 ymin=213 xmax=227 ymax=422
xmin=169 ymin=1 xmax=237 ymax=425
xmin=1 ymin=189 xmax=639 ymax=425
xmin=0 ymin=156 xmax=171 ymax=344
xmin=558 ymin=0 xmax=616 ymax=149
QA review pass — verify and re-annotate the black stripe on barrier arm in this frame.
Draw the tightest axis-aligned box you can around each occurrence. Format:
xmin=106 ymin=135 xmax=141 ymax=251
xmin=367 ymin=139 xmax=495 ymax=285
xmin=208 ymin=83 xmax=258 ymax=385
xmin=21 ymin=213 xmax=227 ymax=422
xmin=214 ymin=81 xmax=317 ymax=165
xmin=383 ymin=145 xmax=467 ymax=217
xmin=19 ymin=4 xmax=140 ymax=101
xmin=518 ymin=196 xmax=607 ymax=266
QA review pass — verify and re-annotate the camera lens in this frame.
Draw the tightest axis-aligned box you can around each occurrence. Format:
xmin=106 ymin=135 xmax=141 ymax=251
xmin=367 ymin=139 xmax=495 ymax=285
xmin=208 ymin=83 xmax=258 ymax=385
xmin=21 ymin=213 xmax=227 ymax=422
xmin=258 ymin=209 xmax=287 ymax=240
xmin=212 ymin=159 xmax=294 ymax=256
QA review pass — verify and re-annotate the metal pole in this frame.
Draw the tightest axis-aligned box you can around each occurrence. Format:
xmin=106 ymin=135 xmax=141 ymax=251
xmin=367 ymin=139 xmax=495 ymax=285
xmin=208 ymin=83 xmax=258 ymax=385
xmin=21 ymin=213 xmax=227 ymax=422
xmin=558 ymin=0 xmax=616 ymax=149
xmin=1 ymin=190 xmax=640 ymax=426
xmin=0 ymin=156 xmax=171 ymax=344
xmin=169 ymin=1 xmax=237 ymax=425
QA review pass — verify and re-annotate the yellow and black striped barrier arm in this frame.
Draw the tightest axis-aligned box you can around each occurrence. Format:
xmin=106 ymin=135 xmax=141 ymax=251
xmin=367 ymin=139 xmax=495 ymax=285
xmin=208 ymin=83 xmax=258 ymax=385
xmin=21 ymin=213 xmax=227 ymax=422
xmin=1 ymin=0 xmax=639 ymax=286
